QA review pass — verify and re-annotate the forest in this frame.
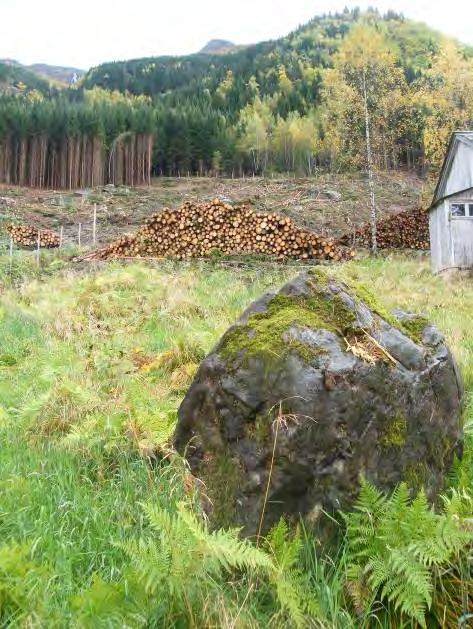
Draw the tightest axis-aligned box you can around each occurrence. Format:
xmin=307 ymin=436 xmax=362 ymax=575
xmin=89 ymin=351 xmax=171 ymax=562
xmin=1 ymin=8 xmax=473 ymax=183
xmin=0 ymin=91 xmax=154 ymax=187
xmin=0 ymin=61 xmax=53 ymax=95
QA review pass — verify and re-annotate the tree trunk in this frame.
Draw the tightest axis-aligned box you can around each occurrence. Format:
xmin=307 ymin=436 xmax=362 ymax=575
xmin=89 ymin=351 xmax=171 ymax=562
xmin=363 ymin=70 xmax=377 ymax=254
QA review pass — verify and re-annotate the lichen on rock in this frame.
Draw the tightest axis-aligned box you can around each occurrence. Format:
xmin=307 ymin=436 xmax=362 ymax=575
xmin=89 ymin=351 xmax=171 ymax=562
xmin=174 ymin=270 xmax=464 ymax=539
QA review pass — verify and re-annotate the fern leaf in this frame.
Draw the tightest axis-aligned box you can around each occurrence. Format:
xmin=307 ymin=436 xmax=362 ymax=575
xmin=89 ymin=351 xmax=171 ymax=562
xmin=354 ymin=478 xmax=388 ymax=516
xmin=343 ymin=479 xmax=473 ymax=628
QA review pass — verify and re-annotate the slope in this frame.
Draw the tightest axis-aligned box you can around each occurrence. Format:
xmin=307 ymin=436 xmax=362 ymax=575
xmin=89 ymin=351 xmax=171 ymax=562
xmin=198 ymin=39 xmax=238 ymax=54
xmin=82 ymin=8 xmax=469 ymax=116
xmin=0 ymin=59 xmax=83 ymax=86
xmin=0 ymin=61 xmax=51 ymax=94
xmin=28 ymin=63 xmax=83 ymax=84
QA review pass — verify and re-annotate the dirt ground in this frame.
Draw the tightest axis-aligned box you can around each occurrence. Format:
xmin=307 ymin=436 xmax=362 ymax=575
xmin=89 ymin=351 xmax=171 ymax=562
xmin=0 ymin=171 xmax=432 ymax=251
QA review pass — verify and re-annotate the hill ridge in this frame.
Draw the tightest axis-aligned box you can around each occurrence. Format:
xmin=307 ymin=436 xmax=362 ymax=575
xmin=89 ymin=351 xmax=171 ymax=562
xmin=198 ymin=39 xmax=238 ymax=55
xmin=0 ymin=58 xmax=84 ymax=85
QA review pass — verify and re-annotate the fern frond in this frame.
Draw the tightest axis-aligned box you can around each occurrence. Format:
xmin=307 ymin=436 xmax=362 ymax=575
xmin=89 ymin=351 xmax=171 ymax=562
xmin=205 ymin=527 xmax=273 ymax=572
xmin=353 ymin=478 xmax=388 ymax=516
xmin=266 ymin=518 xmax=302 ymax=570
xmin=266 ymin=518 xmax=289 ymax=557
xmin=141 ymin=503 xmax=175 ymax=536
xmin=177 ymin=504 xmax=273 ymax=572
xmin=366 ymin=556 xmax=391 ymax=592
xmin=343 ymin=480 xmax=472 ymax=628
xmin=387 ymin=579 xmax=427 ymax=627
xmin=388 ymin=547 xmax=432 ymax=605
xmin=71 ymin=575 xmax=146 ymax=628
xmin=119 ymin=538 xmax=171 ymax=596
xmin=274 ymin=571 xmax=307 ymax=628
xmin=265 ymin=518 xmax=320 ymax=626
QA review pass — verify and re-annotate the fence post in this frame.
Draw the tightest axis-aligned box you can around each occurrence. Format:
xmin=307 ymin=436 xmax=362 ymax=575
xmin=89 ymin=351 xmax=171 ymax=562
xmin=36 ymin=231 xmax=41 ymax=268
xmin=59 ymin=226 xmax=64 ymax=249
xmin=93 ymin=204 xmax=97 ymax=246
xmin=78 ymin=223 xmax=82 ymax=247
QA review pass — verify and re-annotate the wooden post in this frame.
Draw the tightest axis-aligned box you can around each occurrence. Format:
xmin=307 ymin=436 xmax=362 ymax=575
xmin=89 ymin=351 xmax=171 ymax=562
xmin=9 ymin=237 xmax=13 ymax=271
xmin=92 ymin=204 xmax=97 ymax=246
xmin=36 ymin=231 xmax=41 ymax=268
xmin=59 ymin=226 xmax=64 ymax=249
xmin=78 ymin=223 xmax=82 ymax=247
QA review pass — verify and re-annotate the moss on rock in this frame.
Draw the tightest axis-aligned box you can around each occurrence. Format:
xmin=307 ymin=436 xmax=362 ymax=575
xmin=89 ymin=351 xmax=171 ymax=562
xmin=220 ymin=269 xmax=430 ymax=372
xmin=247 ymin=413 xmax=272 ymax=443
xmin=404 ymin=461 xmax=430 ymax=492
xmin=345 ymin=280 xmax=428 ymax=344
xmin=219 ymin=289 xmax=356 ymax=368
xmin=428 ymin=434 xmax=457 ymax=471
xmin=200 ymin=451 xmax=245 ymax=529
xmin=348 ymin=281 xmax=397 ymax=326
xmin=400 ymin=316 xmax=430 ymax=344
xmin=383 ymin=415 xmax=408 ymax=447
xmin=174 ymin=270 xmax=464 ymax=540
xmin=286 ymin=336 xmax=328 ymax=364
xmin=309 ymin=267 xmax=330 ymax=287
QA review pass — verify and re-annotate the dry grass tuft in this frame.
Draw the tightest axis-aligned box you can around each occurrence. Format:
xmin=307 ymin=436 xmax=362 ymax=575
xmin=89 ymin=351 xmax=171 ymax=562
xmin=344 ymin=330 xmax=398 ymax=366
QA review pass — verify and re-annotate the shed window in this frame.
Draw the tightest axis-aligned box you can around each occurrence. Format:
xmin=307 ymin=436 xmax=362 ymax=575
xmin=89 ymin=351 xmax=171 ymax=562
xmin=450 ymin=203 xmax=473 ymax=217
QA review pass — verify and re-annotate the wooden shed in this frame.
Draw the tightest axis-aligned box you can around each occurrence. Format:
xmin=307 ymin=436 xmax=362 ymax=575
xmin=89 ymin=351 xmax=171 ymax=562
xmin=430 ymin=132 xmax=473 ymax=272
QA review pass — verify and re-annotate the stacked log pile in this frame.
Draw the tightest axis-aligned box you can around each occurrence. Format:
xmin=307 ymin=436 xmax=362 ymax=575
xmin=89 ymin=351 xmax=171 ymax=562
xmin=91 ymin=199 xmax=353 ymax=262
xmin=339 ymin=208 xmax=429 ymax=250
xmin=6 ymin=224 xmax=60 ymax=248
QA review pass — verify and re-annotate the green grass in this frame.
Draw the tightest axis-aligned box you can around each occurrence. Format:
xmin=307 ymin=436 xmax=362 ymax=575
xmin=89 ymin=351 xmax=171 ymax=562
xmin=0 ymin=253 xmax=472 ymax=626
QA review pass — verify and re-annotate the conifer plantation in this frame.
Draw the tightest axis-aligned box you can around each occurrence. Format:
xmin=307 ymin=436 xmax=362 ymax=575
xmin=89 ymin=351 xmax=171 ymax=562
xmin=0 ymin=96 xmax=154 ymax=188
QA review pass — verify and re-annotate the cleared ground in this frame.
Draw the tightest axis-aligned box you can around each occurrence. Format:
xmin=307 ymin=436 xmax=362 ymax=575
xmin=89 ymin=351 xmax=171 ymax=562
xmin=0 ymin=171 xmax=430 ymax=252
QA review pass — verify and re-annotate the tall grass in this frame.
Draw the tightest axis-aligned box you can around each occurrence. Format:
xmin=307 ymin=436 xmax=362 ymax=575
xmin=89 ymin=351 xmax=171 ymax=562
xmin=0 ymin=253 xmax=472 ymax=626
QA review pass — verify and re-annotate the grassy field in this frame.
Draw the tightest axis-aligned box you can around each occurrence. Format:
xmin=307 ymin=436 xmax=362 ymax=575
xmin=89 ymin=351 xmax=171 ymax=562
xmin=0 ymin=248 xmax=472 ymax=627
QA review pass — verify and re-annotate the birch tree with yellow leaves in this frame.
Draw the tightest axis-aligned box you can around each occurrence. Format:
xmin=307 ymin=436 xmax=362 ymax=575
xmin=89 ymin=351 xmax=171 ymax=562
xmin=323 ymin=25 xmax=412 ymax=252
xmin=417 ymin=42 xmax=473 ymax=171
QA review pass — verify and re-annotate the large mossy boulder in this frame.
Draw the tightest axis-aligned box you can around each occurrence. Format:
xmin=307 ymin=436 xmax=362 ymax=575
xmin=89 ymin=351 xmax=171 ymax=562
xmin=174 ymin=270 xmax=463 ymax=539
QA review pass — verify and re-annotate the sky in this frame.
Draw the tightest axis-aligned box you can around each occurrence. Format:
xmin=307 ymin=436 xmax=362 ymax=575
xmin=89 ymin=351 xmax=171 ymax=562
xmin=1 ymin=0 xmax=473 ymax=70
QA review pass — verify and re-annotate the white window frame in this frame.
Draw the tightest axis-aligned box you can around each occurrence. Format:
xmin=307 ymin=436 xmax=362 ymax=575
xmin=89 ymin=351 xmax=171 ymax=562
xmin=450 ymin=201 xmax=473 ymax=219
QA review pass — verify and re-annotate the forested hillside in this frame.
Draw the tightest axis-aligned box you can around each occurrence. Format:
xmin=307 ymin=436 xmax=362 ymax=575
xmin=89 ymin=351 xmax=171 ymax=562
xmin=84 ymin=10 xmax=445 ymax=105
xmin=2 ymin=8 xmax=473 ymax=185
xmin=0 ymin=60 xmax=83 ymax=86
xmin=79 ymin=8 xmax=473 ymax=176
xmin=0 ymin=61 xmax=52 ymax=94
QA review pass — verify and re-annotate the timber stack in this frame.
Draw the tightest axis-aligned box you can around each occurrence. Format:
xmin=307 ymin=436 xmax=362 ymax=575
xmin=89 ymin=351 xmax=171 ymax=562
xmin=90 ymin=199 xmax=353 ymax=262
xmin=339 ymin=208 xmax=429 ymax=250
xmin=6 ymin=224 xmax=60 ymax=248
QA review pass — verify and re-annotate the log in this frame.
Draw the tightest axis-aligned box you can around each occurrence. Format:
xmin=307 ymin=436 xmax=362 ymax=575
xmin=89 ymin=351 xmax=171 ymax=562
xmin=339 ymin=208 xmax=429 ymax=250
xmin=89 ymin=199 xmax=354 ymax=263
xmin=6 ymin=223 xmax=60 ymax=249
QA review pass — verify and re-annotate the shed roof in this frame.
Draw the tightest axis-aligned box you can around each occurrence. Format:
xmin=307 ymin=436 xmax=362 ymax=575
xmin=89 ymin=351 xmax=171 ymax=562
xmin=431 ymin=131 xmax=473 ymax=209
